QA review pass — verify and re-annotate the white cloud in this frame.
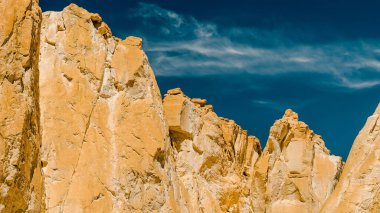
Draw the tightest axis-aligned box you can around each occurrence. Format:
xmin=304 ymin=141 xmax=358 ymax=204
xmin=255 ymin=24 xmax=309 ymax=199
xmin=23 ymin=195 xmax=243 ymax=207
xmin=363 ymin=60 xmax=380 ymax=70
xmin=252 ymin=100 xmax=284 ymax=111
xmin=288 ymin=57 xmax=313 ymax=63
xmin=252 ymin=99 xmax=316 ymax=111
xmin=127 ymin=3 xmax=380 ymax=89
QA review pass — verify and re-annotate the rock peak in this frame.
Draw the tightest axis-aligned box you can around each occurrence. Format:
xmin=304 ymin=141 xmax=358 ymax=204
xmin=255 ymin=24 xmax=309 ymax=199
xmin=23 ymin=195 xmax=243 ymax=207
xmin=167 ymin=87 xmax=183 ymax=95
xmin=252 ymin=108 xmax=343 ymax=212
xmin=2 ymin=0 xmax=378 ymax=212
xmin=191 ymin=98 xmax=207 ymax=106
xmin=374 ymin=102 xmax=380 ymax=114
xmin=282 ymin=108 xmax=299 ymax=120
xmin=322 ymin=103 xmax=380 ymax=212
xmin=124 ymin=36 xmax=143 ymax=48
xmin=64 ymin=3 xmax=88 ymax=16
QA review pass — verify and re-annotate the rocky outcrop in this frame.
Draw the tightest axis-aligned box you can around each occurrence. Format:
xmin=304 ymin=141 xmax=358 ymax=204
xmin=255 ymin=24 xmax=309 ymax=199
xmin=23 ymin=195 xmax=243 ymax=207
xmin=0 ymin=0 xmax=44 ymax=212
xmin=321 ymin=104 xmax=380 ymax=212
xmin=251 ymin=109 xmax=343 ymax=213
xmin=1 ymin=1 xmax=380 ymax=212
xmin=38 ymin=4 xmax=168 ymax=212
xmin=162 ymin=88 xmax=261 ymax=212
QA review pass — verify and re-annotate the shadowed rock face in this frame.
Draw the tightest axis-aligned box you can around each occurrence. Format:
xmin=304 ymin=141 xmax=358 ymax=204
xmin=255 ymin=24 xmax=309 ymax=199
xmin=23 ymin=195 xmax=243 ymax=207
xmin=1 ymin=2 xmax=380 ymax=213
xmin=0 ymin=0 xmax=44 ymax=212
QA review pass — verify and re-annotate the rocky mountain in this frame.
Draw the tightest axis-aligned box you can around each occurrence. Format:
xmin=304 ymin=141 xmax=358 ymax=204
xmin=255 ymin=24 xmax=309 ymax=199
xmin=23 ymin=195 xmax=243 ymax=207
xmin=321 ymin=104 xmax=380 ymax=212
xmin=0 ymin=1 xmax=379 ymax=212
xmin=251 ymin=109 xmax=343 ymax=213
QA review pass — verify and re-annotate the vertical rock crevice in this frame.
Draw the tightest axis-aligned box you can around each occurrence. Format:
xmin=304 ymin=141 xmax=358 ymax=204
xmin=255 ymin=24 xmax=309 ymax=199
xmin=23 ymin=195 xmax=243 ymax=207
xmin=38 ymin=4 xmax=169 ymax=212
xmin=1 ymin=1 xmax=379 ymax=213
xmin=0 ymin=0 xmax=44 ymax=212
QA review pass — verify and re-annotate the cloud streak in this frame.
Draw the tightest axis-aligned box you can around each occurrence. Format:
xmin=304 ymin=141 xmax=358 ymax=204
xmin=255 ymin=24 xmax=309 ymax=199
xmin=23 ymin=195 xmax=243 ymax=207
xmin=124 ymin=3 xmax=380 ymax=89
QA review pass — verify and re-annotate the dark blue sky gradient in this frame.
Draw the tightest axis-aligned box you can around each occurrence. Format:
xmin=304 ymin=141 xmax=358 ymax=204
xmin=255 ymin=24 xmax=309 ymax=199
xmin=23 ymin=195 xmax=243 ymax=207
xmin=41 ymin=0 xmax=380 ymax=42
xmin=40 ymin=0 xmax=380 ymax=159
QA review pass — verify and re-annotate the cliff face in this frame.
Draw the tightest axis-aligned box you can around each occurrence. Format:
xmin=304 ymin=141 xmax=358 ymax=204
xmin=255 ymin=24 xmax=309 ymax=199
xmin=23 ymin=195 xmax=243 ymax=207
xmin=0 ymin=0 xmax=44 ymax=212
xmin=39 ymin=4 xmax=168 ymax=212
xmin=162 ymin=88 xmax=261 ymax=212
xmin=251 ymin=110 xmax=343 ymax=213
xmin=321 ymin=104 xmax=380 ymax=212
xmin=1 ymin=2 xmax=380 ymax=213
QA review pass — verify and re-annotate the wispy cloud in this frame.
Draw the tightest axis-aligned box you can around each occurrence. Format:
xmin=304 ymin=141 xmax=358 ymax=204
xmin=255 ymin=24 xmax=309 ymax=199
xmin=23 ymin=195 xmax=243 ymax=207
xmin=124 ymin=3 xmax=380 ymax=89
xmin=252 ymin=100 xmax=285 ymax=111
xmin=252 ymin=99 xmax=316 ymax=111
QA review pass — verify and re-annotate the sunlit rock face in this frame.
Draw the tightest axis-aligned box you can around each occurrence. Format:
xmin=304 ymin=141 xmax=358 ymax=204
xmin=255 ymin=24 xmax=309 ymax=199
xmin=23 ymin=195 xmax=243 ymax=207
xmin=39 ymin=4 xmax=169 ymax=212
xmin=162 ymin=88 xmax=261 ymax=212
xmin=0 ymin=0 xmax=44 ymax=212
xmin=251 ymin=109 xmax=343 ymax=213
xmin=1 ymin=1 xmax=380 ymax=213
xmin=321 ymin=104 xmax=380 ymax=213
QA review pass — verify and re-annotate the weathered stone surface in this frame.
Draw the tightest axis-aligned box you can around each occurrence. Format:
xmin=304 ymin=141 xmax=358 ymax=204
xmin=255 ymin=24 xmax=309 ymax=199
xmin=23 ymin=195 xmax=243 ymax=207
xmin=39 ymin=4 xmax=168 ymax=212
xmin=163 ymin=91 xmax=194 ymax=139
xmin=251 ymin=109 xmax=343 ymax=213
xmin=162 ymin=89 xmax=260 ymax=212
xmin=191 ymin=98 xmax=207 ymax=107
xmin=167 ymin=88 xmax=182 ymax=95
xmin=321 ymin=104 xmax=380 ymax=213
xmin=243 ymin=136 xmax=261 ymax=176
xmin=2 ymin=1 xmax=378 ymax=212
xmin=0 ymin=0 xmax=44 ymax=211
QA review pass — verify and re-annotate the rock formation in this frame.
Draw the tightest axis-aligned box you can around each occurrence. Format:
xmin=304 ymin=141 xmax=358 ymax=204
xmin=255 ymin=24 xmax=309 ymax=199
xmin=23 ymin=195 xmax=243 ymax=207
xmin=39 ymin=4 xmax=168 ymax=212
xmin=321 ymin=104 xmax=380 ymax=212
xmin=162 ymin=88 xmax=260 ymax=212
xmin=0 ymin=0 xmax=44 ymax=212
xmin=0 ymin=1 xmax=380 ymax=213
xmin=251 ymin=109 xmax=343 ymax=213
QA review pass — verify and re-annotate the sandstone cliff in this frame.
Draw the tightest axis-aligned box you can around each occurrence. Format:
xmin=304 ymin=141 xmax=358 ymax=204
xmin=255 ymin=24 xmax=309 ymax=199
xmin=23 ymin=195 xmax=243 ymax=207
xmin=162 ymin=88 xmax=260 ymax=212
xmin=251 ymin=109 xmax=343 ymax=213
xmin=1 ymin=1 xmax=380 ymax=213
xmin=0 ymin=0 xmax=44 ymax=212
xmin=321 ymin=104 xmax=380 ymax=212
xmin=39 ymin=4 xmax=169 ymax=212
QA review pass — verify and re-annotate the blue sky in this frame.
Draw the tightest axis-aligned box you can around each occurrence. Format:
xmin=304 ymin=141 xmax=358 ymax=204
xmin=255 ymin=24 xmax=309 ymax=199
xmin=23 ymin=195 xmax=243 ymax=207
xmin=41 ymin=0 xmax=380 ymax=159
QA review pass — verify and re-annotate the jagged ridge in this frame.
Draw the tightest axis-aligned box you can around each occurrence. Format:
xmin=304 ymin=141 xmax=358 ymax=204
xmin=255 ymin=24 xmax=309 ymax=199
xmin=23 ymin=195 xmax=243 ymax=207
xmin=0 ymin=1 xmax=380 ymax=213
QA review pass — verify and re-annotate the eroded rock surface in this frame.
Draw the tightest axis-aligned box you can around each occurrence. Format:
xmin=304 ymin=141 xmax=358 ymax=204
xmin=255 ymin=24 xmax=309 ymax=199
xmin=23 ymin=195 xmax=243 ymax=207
xmin=162 ymin=88 xmax=261 ymax=212
xmin=0 ymin=0 xmax=44 ymax=211
xmin=39 ymin=4 xmax=168 ymax=212
xmin=1 ymin=1 xmax=380 ymax=213
xmin=322 ymin=104 xmax=380 ymax=212
xmin=251 ymin=109 xmax=343 ymax=213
